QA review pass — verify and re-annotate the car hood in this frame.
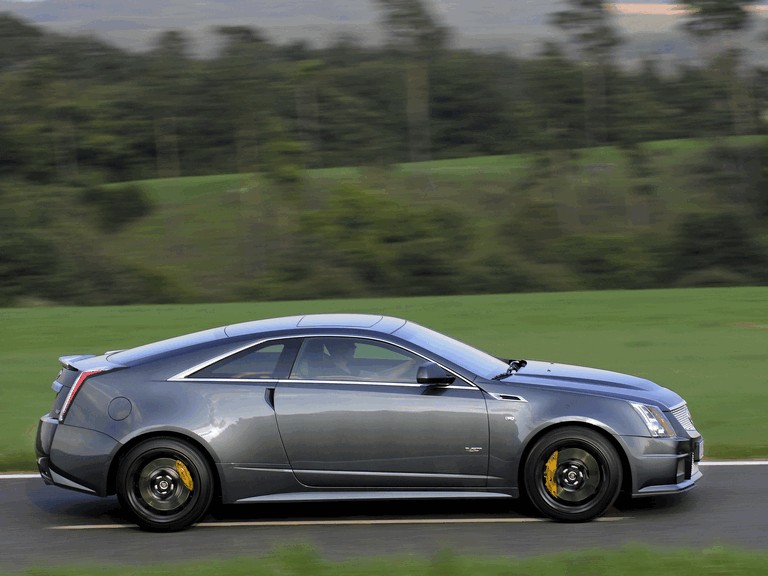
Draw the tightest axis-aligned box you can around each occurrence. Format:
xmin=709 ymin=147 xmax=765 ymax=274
xmin=493 ymin=360 xmax=683 ymax=408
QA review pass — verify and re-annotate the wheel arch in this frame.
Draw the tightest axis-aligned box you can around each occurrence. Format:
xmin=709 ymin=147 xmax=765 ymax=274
xmin=107 ymin=430 xmax=221 ymax=499
xmin=518 ymin=421 xmax=633 ymax=498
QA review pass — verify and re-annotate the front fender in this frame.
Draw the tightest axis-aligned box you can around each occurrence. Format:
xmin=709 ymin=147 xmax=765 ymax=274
xmin=485 ymin=387 xmax=645 ymax=488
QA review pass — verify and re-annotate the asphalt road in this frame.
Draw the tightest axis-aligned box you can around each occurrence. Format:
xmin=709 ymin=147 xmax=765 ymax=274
xmin=2 ymin=463 xmax=766 ymax=570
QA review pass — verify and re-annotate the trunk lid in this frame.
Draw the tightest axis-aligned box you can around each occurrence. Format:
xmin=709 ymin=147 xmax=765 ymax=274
xmin=50 ymin=354 xmax=124 ymax=419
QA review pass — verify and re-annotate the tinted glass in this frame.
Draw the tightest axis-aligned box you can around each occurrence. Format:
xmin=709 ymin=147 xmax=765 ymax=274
xmin=392 ymin=322 xmax=508 ymax=379
xmin=192 ymin=340 xmax=299 ymax=379
xmin=290 ymin=337 xmax=422 ymax=383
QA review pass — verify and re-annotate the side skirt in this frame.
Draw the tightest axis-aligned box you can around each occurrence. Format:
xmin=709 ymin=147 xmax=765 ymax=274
xmin=235 ymin=490 xmax=516 ymax=504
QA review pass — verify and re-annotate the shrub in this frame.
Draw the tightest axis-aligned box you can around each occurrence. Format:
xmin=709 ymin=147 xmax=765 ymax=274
xmin=0 ymin=229 xmax=58 ymax=304
xmin=552 ymin=233 xmax=660 ymax=290
xmin=666 ymin=211 xmax=768 ymax=285
xmin=80 ymin=184 xmax=153 ymax=232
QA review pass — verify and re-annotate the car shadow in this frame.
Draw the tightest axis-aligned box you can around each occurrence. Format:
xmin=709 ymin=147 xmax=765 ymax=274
xmin=207 ymin=498 xmax=532 ymax=523
xmin=30 ymin=480 xmax=699 ymax=528
xmin=27 ymin=478 xmax=536 ymax=527
xmin=613 ymin=490 xmax=701 ymax=516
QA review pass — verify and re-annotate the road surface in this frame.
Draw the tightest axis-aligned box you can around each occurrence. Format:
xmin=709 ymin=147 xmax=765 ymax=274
xmin=1 ymin=462 xmax=765 ymax=570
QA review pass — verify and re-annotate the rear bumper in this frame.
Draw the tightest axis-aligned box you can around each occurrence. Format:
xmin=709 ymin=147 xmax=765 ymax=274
xmin=623 ymin=434 xmax=704 ymax=497
xmin=37 ymin=455 xmax=97 ymax=494
xmin=35 ymin=413 xmax=119 ymax=496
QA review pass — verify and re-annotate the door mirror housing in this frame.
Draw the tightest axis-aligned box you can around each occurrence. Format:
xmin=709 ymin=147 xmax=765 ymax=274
xmin=417 ymin=362 xmax=455 ymax=386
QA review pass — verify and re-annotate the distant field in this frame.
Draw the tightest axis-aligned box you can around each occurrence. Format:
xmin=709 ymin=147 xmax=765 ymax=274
xmin=2 ymin=287 xmax=766 ymax=471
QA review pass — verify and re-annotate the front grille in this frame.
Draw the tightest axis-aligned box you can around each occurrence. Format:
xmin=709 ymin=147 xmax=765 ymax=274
xmin=671 ymin=403 xmax=696 ymax=432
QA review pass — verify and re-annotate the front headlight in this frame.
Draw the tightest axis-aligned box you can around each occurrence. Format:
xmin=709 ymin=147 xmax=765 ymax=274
xmin=631 ymin=403 xmax=676 ymax=437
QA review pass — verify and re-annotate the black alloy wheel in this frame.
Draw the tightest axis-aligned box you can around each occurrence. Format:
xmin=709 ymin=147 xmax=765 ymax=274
xmin=116 ymin=437 xmax=213 ymax=532
xmin=523 ymin=426 xmax=622 ymax=522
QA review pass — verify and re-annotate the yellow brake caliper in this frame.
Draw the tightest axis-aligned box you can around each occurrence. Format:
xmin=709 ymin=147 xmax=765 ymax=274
xmin=544 ymin=451 xmax=559 ymax=498
xmin=175 ymin=460 xmax=194 ymax=491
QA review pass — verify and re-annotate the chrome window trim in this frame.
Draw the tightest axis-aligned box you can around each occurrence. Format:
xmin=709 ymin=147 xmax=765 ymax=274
xmin=176 ymin=378 xmax=282 ymax=384
xmin=173 ymin=376 xmax=474 ymax=390
xmin=280 ymin=378 xmax=477 ymax=390
xmin=168 ymin=339 xmax=287 ymax=381
xmin=167 ymin=333 xmax=477 ymax=388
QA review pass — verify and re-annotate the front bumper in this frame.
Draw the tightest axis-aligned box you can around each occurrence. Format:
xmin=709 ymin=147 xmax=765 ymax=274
xmin=623 ymin=434 xmax=704 ymax=497
xmin=35 ymin=413 xmax=119 ymax=496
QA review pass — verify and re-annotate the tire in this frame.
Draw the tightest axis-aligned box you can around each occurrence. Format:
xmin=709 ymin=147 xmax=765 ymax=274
xmin=116 ymin=437 xmax=214 ymax=532
xmin=523 ymin=426 xmax=622 ymax=522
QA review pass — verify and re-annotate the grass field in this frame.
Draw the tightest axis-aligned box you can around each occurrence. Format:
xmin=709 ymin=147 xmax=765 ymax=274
xmin=2 ymin=287 xmax=766 ymax=471
xmin=4 ymin=545 xmax=767 ymax=576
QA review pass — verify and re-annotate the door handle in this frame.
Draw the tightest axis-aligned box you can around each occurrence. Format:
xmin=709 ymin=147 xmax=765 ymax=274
xmin=265 ymin=387 xmax=275 ymax=410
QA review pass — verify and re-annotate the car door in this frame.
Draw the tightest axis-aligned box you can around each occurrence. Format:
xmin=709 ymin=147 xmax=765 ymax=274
xmin=274 ymin=336 xmax=490 ymax=488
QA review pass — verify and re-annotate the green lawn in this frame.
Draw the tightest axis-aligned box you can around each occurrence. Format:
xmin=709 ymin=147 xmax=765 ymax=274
xmin=2 ymin=287 xmax=767 ymax=471
xmin=5 ymin=545 xmax=767 ymax=576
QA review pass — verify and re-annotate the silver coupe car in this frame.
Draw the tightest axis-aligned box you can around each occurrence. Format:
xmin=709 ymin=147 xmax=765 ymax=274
xmin=36 ymin=314 xmax=703 ymax=531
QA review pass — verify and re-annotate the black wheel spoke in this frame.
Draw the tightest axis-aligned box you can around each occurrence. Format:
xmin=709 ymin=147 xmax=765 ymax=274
xmin=524 ymin=426 xmax=622 ymax=522
xmin=136 ymin=457 xmax=191 ymax=512
xmin=548 ymin=447 xmax=601 ymax=503
xmin=117 ymin=438 xmax=213 ymax=532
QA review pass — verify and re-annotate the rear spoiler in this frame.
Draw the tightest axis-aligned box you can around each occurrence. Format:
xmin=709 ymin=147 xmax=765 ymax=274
xmin=58 ymin=355 xmax=98 ymax=371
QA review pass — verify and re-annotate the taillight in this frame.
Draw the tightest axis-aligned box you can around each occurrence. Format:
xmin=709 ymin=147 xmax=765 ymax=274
xmin=59 ymin=369 xmax=105 ymax=421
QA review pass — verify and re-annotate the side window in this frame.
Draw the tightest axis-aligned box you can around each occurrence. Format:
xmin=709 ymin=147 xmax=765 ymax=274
xmin=191 ymin=339 xmax=299 ymax=380
xmin=290 ymin=337 xmax=422 ymax=383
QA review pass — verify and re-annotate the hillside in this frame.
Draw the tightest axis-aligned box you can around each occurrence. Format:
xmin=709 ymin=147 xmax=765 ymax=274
xmin=90 ymin=137 xmax=768 ymax=303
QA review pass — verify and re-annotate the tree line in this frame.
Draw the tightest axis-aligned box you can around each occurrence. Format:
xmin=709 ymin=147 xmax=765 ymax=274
xmin=2 ymin=2 xmax=767 ymax=181
xmin=1 ymin=0 xmax=767 ymax=305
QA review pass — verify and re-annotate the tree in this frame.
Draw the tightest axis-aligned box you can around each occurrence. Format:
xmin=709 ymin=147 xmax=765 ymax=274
xmin=681 ymin=0 xmax=756 ymax=38
xmin=549 ymin=1 xmax=623 ymax=146
xmin=0 ymin=13 xmax=45 ymax=69
xmin=680 ymin=1 xmax=758 ymax=135
xmin=521 ymin=44 xmax=585 ymax=150
xmin=210 ymin=26 xmax=274 ymax=173
xmin=146 ymin=30 xmax=193 ymax=177
xmin=550 ymin=0 xmax=622 ymax=64
xmin=374 ymin=0 xmax=449 ymax=162
xmin=430 ymin=51 xmax=523 ymax=157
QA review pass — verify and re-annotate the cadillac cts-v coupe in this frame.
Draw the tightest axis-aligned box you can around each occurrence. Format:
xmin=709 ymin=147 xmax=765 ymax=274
xmin=36 ymin=314 xmax=703 ymax=531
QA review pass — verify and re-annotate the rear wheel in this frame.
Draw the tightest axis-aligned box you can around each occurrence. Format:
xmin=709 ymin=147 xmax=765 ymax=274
xmin=523 ymin=426 xmax=622 ymax=522
xmin=116 ymin=437 xmax=213 ymax=532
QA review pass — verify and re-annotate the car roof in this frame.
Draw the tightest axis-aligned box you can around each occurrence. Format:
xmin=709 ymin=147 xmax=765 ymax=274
xmin=107 ymin=314 xmax=409 ymax=366
xmin=224 ymin=314 xmax=406 ymax=337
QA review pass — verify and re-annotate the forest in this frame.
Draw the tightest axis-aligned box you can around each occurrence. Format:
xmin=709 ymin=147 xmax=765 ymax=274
xmin=1 ymin=0 xmax=767 ymax=305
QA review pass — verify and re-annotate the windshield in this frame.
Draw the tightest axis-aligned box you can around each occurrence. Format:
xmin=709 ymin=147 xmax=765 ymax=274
xmin=393 ymin=322 xmax=508 ymax=380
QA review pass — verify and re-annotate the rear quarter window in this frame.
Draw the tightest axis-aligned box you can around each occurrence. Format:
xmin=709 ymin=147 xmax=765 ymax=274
xmin=190 ymin=339 xmax=301 ymax=380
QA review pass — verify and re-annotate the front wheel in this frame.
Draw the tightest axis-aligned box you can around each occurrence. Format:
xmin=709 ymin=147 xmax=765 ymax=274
xmin=116 ymin=437 xmax=214 ymax=532
xmin=523 ymin=426 xmax=622 ymax=522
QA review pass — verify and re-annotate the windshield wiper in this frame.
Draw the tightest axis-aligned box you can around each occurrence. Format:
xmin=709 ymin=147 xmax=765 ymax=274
xmin=492 ymin=359 xmax=527 ymax=380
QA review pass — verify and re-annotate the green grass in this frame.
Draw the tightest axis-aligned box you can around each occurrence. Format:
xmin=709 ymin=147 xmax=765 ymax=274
xmin=2 ymin=287 xmax=767 ymax=471
xmin=114 ymin=173 xmax=254 ymax=205
xmin=4 ymin=545 xmax=767 ymax=576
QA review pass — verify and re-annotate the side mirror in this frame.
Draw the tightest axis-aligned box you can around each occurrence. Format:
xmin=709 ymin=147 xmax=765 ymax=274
xmin=417 ymin=361 xmax=455 ymax=386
